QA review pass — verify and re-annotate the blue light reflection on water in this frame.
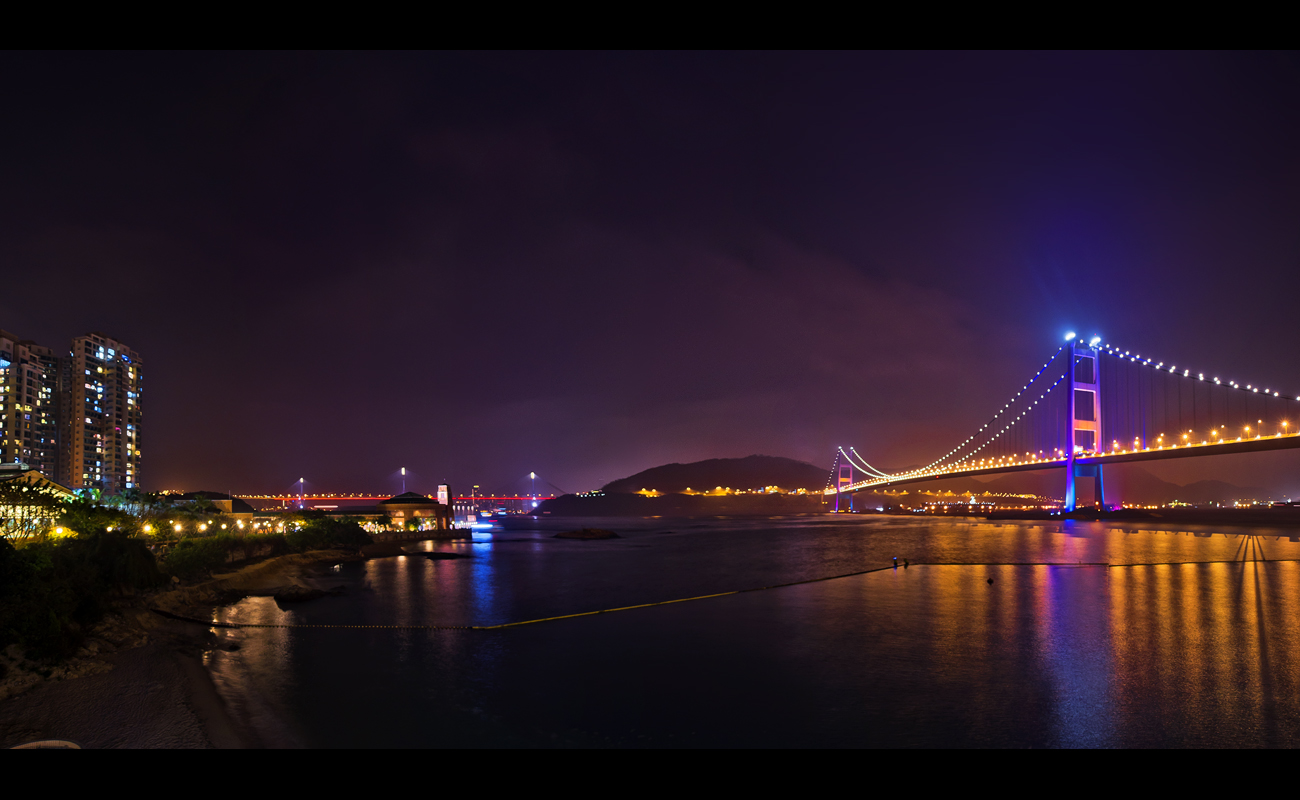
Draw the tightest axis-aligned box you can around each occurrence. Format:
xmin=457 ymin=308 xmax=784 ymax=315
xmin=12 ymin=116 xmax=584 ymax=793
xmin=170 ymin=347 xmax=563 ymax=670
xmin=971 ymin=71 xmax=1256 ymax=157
xmin=1042 ymin=565 xmax=1115 ymax=748
xmin=207 ymin=515 xmax=1300 ymax=747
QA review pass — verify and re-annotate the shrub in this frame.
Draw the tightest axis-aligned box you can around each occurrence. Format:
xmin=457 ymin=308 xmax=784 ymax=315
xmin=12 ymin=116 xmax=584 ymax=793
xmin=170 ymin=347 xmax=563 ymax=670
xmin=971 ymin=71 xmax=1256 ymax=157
xmin=285 ymin=517 xmax=371 ymax=553
xmin=157 ymin=518 xmax=370 ymax=579
xmin=0 ymin=532 xmax=164 ymax=660
xmin=162 ymin=536 xmax=234 ymax=579
xmin=56 ymin=498 xmax=137 ymax=537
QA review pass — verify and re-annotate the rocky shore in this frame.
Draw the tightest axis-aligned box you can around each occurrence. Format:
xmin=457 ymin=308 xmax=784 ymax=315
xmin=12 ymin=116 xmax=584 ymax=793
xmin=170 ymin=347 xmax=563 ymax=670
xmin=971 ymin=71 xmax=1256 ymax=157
xmin=0 ymin=547 xmax=361 ymax=749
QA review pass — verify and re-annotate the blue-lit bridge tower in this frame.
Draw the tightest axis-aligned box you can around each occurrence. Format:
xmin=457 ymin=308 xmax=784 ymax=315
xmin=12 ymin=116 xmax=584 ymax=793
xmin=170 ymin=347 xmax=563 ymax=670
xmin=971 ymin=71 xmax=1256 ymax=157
xmin=835 ymin=459 xmax=855 ymax=512
xmin=1065 ymin=337 xmax=1104 ymax=512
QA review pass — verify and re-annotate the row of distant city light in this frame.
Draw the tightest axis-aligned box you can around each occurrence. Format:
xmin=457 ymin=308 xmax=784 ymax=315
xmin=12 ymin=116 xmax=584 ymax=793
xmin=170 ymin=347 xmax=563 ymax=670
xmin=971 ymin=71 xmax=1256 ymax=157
xmin=152 ymin=520 xmax=296 ymax=534
xmin=51 ymin=519 xmax=302 ymax=536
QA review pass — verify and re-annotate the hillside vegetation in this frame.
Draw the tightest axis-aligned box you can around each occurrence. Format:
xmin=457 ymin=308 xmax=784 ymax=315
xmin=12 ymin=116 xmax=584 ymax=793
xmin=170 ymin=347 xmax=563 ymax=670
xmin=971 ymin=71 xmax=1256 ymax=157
xmin=601 ymin=455 xmax=827 ymax=494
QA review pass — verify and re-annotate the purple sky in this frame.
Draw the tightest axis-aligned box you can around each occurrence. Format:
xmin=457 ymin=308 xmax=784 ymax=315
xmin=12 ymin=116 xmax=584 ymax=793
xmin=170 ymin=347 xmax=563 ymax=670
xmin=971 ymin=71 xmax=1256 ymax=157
xmin=3 ymin=52 xmax=1299 ymax=496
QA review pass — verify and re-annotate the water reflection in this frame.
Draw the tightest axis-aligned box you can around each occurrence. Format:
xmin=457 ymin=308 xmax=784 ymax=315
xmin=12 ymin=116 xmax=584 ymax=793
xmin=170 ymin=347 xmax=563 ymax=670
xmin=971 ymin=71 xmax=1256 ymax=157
xmin=206 ymin=517 xmax=1300 ymax=747
xmin=1108 ymin=560 xmax=1300 ymax=746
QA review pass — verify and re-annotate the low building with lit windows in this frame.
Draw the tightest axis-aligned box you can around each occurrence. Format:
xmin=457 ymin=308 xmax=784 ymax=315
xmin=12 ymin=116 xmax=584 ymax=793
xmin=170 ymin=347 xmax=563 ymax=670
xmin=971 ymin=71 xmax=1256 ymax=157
xmin=309 ymin=492 xmax=456 ymax=539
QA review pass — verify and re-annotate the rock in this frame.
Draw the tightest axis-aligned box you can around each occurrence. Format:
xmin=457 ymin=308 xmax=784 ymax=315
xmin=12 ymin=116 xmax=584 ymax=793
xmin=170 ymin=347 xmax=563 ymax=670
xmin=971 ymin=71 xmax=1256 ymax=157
xmin=273 ymin=585 xmax=327 ymax=603
xmin=554 ymin=528 xmax=620 ymax=540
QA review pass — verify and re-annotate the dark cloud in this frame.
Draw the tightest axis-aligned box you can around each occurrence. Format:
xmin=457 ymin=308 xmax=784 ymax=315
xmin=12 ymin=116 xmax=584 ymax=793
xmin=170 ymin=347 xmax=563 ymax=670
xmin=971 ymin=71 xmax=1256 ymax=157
xmin=2 ymin=51 xmax=1298 ymax=494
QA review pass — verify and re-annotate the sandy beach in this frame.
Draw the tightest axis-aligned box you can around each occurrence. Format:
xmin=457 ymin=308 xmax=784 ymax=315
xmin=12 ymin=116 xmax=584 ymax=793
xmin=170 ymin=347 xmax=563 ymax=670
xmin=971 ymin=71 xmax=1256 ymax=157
xmin=0 ymin=548 xmax=359 ymax=749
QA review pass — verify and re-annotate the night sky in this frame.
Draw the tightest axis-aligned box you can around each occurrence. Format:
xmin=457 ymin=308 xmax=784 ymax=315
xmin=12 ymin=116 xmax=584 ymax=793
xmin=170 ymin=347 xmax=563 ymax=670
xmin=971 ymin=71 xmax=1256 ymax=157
xmin=3 ymin=51 xmax=1299 ymax=496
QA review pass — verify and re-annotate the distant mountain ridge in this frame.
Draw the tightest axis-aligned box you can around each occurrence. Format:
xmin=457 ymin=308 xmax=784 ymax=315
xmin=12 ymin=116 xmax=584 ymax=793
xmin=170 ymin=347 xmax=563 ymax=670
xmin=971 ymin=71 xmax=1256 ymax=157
xmin=602 ymin=455 xmax=828 ymax=494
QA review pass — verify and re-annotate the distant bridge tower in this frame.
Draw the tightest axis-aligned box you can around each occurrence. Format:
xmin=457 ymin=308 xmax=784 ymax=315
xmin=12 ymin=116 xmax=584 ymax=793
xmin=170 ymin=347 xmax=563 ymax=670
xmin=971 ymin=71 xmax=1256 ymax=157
xmin=835 ymin=460 xmax=854 ymax=512
xmin=1065 ymin=337 xmax=1105 ymax=512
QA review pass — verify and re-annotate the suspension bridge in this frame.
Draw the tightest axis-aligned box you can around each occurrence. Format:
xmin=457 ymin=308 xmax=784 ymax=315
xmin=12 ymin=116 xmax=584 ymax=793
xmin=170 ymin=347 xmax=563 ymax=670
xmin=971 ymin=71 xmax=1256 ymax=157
xmin=828 ymin=333 xmax=1300 ymax=512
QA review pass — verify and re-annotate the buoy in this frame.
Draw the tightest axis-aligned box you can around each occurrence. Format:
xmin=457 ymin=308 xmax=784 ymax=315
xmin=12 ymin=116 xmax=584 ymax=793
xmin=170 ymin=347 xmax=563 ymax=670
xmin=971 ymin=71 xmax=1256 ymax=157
xmin=987 ymin=578 xmax=994 ymax=585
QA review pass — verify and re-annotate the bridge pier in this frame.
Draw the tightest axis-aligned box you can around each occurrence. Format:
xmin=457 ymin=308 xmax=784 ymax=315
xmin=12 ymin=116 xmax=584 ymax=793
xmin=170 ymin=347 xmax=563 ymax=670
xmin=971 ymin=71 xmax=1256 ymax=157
xmin=1065 ymin=462 xmax=1106 ymax=512
xmin=835 ymin=460 xmax=854 ymax=512
xmin=1065 ymin=338 xmax=1103 ymax=512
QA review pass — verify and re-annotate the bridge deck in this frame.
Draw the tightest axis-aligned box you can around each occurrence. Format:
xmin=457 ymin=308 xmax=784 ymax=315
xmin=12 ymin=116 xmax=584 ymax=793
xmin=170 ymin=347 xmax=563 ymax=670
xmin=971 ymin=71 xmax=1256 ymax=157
xmin=831 ymin=432 xmax=1300 ymax=493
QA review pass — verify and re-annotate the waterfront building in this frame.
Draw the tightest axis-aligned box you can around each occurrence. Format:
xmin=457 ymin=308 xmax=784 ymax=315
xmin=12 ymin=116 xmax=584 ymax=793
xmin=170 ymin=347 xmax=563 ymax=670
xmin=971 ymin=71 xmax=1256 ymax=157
xmin=306 ymin=492 xmax=454 ymax=534
xmin=0 ymin=330 xmax=64 ymax=477
xmin=380 ymin=491 xmax=453 ymax=530
xmin=0 ymin=462 xmax=76 ymax=497
xmin=0 ymin=462 xmax=76 ymax=541
xmin=178 ymin=491 xmax=256 ymax=524
xmin=60 ymin=333 xmax=143 ymax=493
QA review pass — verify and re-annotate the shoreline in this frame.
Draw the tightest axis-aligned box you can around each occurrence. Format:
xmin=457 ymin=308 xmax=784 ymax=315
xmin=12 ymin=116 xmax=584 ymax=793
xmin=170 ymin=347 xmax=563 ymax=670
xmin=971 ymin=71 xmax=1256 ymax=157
xmin=0 ymin=547 xmax=364 ymax=749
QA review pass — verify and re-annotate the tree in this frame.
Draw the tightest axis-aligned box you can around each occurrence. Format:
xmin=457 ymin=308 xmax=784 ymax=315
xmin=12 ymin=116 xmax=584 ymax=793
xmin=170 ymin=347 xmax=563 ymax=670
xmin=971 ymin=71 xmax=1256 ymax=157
xmin=0 ymin=482 xmax=65 ymax=543
xmin=56 ymin=497 xmax=136 ymax=537
xmin=104 ymin=487 xmax=162 ymax=516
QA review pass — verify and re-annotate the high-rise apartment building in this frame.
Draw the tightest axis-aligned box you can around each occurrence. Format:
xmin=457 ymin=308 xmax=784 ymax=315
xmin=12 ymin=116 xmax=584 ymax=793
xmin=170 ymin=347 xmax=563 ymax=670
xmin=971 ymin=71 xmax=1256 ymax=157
xmin=0 ymin=330 xmax=63 ymax=478
xmin=61 ymin=333 xmax=143 ymax=493
xmin=0 ymin=329 xmax=142 ymax=494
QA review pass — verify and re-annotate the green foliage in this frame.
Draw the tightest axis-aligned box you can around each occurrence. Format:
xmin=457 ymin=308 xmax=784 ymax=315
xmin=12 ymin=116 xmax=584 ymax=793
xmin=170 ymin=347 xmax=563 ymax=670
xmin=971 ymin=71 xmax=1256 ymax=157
xmin=163 ymin=536 xmax=236 ymax=579
xmin=284 ymin=517 xmax=371 ymax=553
xmin=0 ymin=532 xmax=164 ymax=660
xmin=75 ymin=487 xmax=103 ymax=503
xmin=102 ymin=487 xmax=163 ymax=516
xmin=161 ymin=532 xmax=299 ymax=578
xmin=158 ymin=521 xmax=368 ymax=579
xmin=57 ymin=497 xmax=137 ymax=536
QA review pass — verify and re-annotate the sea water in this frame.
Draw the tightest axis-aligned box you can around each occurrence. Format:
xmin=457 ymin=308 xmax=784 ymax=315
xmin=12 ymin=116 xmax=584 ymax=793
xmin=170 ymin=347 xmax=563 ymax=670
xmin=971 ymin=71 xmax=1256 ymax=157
xmin=204 ymin=515 xmax=1300 ymax=747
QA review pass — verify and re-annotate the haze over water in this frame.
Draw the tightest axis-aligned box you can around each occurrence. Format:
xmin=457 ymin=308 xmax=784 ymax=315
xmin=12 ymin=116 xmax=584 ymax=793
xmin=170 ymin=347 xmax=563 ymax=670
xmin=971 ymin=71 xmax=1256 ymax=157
xmin=207 ymin=516 xmax=1300 ymax=747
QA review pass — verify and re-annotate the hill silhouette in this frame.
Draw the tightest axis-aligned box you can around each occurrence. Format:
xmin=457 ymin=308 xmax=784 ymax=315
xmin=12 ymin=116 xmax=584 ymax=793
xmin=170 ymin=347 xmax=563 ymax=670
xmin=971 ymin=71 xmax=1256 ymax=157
xmin=601 ymin=455 xmax=828 ymax=494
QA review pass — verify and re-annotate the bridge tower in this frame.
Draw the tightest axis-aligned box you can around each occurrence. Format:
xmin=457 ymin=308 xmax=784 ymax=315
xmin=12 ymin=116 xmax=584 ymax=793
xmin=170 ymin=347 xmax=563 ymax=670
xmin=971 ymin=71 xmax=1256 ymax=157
xmin=835 ymin=461 xmax=854 ymax=512
xmin=1064 ymin=337 xmax=1105 ymax=512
